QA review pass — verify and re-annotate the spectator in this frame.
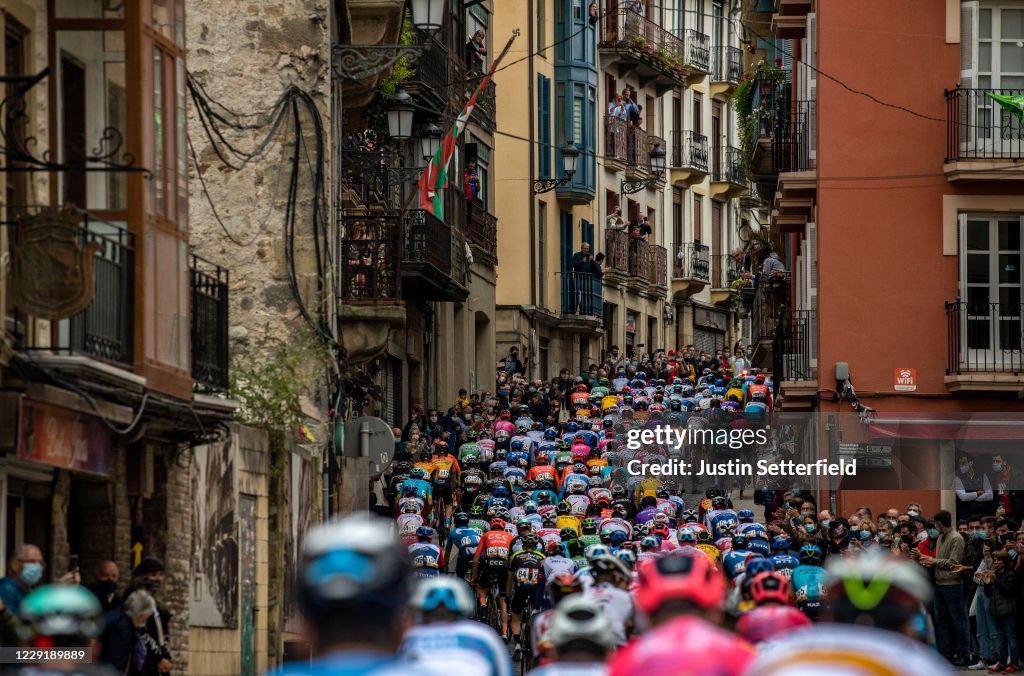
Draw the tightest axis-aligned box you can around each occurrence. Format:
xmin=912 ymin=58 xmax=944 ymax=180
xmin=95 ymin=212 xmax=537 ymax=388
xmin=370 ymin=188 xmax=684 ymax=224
xmin=761 ymin=250 xmax=786 ymax=276
xmin=123 ymin=558 xmax=172 ymax=675
xmin=638 ymin=215 xmax=652 ymax=239
xmin=454 ymin=388 xmax=471 ymax=412
xmin=465 ymin=29 xmax=487 ymax=72
xmin=102 ymin=588 xmax=156 ymax=674
xmin=921 ymin=510 xmax=969 ymax=666
xmin=588 ymin=2 xmax=600 ymax=26
xmin=607 ymin=206 xmax=625 ymax=230
xmin=983 ymin=550 xmax=1018 ymax=672
xmin=497 ymin=346 xmax=526 ymax=376
xmin=956 ymin=452 xmax=995 ymax=521
xmin=0 ymin=544 xmax=46 ymax=617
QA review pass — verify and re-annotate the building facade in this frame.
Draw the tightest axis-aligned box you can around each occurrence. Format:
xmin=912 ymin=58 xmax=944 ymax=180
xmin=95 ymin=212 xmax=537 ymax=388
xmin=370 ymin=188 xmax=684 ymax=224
xmin=740 ymin=0 xmax=1024 ymax=518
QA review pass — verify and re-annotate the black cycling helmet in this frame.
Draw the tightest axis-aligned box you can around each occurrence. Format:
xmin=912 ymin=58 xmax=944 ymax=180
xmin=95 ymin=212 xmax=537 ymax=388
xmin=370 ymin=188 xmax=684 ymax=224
xmin=454 ymin=512 xmax=469 ymax=527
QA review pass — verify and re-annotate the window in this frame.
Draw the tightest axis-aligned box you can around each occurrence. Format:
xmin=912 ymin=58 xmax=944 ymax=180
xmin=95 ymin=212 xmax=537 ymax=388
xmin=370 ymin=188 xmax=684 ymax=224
xmin=967 ymin=5 xmax=1024 ymax=147
xmin=556 ymin=82 xmax=566 ymax=146
xmin=581 ymin=219 xmax=594 ymax=250
xmin=470 ymin=135 xmax=491 ymax=209
xmin=538 ymin=74 xmax=552 ymax=178
xmin=539 ymin=203 xmax=546 ymax=304
xmin=673 ymin=188 xmax=683 ymax=246
xmin=537 ymin=0 xmax=546 ymax=51
xmin=573 ymin=0 xmax=583 ymax=22
xmin=572 ymin=83 xmax=585 ymax=145
xmin=692 ymin=92 xmax=702 ymax=135
xmin=959 ymin=214 xmax=1023 ymax=359
xmin=693 ymin=194 xmax=703 ymax=242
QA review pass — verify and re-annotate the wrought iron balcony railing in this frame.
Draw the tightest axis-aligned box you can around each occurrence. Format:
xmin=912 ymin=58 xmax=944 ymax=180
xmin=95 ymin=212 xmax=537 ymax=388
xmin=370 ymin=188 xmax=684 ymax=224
xmin=606 ymin=116 xmax=629 ymax=164
xmin=772 ymin=98 xmax=815 ymax=174
xmin=712 ymin=46 xmax=743 ymax=84
xmin=600 ymin=9 xmax=688 ymax=79
xmin=13 ymin=223 xmax=135 ymax=366
xmin=752 ymin=272 xmax=790 ymax=344
xmin=674 ymin=242 xmax=710 ymax=282
xmin=773 ymin=309 xmax=817 ymax=382
xmin=683 ymin=30 xmax=711 ymax=74
xmin=946 ymin=301 xmax=1024 ymax=374
xmin=341 ymin=211 xmax=402 ymax=301
xmin=560 ymin=271 xmax=603 ymax=318
xmin=710 ymin=253 xmax=743 ymax=289
xmin=469 ymin=78 xmax=496 ymax=131
xmin=466 ymin=198 xmax=497 ymax=266
xmin=714 ymin=145 xmax=746 ymax=185
xmin=191 ymin=256 xmax=229 ymax=391
xmin=405 ymin=209 xmax=455 ymax=275
xmin=670 ymin=130 xmax=709 ymax=173
xmin=945 ymin=88 xmax=1024 ymax=162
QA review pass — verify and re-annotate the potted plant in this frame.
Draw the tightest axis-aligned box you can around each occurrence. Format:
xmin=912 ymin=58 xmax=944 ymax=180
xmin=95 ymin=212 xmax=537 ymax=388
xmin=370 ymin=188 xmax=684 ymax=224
xmin=764 ymin=270 xmax=787 ymax=292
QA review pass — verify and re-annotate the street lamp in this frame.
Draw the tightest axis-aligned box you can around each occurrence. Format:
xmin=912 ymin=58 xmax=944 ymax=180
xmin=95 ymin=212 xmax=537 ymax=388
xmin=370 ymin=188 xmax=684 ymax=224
xmin=387 ymin=87 xmax=415 ymax=140
xmin=621 ymin=142 xmax=667 ymax=196
xmin=419 ymin=121 xmax=443 ymax=163
xmin=410 ymin=0 xmax=444 ymax=35
xmin=533 ymin=142 xmax=581 ymax=194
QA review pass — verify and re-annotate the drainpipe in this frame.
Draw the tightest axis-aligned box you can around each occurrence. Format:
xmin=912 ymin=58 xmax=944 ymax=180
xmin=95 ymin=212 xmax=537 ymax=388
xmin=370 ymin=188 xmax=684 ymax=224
xmin=528 ymin=0 xmax=537 ymax=309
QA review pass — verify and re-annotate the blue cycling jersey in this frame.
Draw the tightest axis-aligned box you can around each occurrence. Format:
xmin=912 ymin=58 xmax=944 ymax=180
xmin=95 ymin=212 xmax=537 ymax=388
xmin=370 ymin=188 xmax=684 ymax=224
xmin=791 ymin=564 xmax=829 ymax=604
xmin=273 ymin=652 xmax=415 ymax=676
xmin=446 ymin=526 xmax=481 ymax=558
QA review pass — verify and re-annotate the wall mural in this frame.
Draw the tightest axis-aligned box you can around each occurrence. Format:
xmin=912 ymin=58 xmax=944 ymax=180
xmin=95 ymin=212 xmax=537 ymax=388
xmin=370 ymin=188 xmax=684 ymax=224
xmin=190 ymin=440 xmax=239 ymax=628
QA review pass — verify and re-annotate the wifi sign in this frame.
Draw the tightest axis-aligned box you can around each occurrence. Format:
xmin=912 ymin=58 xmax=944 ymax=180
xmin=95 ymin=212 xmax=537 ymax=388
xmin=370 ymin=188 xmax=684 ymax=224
xmin=893 ymin=368 xmax=917 ymax=392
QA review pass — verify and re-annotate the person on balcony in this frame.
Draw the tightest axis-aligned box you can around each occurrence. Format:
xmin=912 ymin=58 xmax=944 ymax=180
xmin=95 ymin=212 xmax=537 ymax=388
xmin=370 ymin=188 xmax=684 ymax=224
xmin=608 ymin=93 xmax=626 ymax=120
xmin=731 ymin=247 xmax=753 ymax=278
xmin=589 ymin=2 xmax=600 ymax=26
xmin=606 ymin=206 xmax=626 ymax=231
xmin=571 ymin=243 xmax=596 ymax=314
xmin=637 ymin=215 xmax=652 ymax=240
xmin=761 ymin=250 xmax=785 ymax=278
xmin=465 ymin=30 xmax=487 ymax=73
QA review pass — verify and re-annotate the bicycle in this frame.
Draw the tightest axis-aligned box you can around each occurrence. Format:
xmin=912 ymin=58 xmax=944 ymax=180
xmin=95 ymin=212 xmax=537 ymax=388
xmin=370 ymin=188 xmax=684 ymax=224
xmin=517 ymin=594 xmax=536 ymax=675
xmin=486 ymin=578 xmax=502 ymax=635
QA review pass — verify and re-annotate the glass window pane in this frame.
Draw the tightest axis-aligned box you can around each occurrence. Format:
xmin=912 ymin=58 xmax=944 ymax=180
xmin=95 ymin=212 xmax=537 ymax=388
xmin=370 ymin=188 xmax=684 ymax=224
xmin=967 ymin=253 xmax=990 ymax=284
xmin=573 ymin=97 xmax=583 ymax=145
xmin=981 ymin=8 xmax=992 ymax=39
xmin=966 ymin=220 xmax=990 ymax=250
xmin=1000 ymin=43 xmax=1024 ymax=73
xmin=999 ymin=254 xmax=1021 ymax=284
xmin=1000 ymin=286 xmax=1021 ymax=306
xmin=176 ymin=0 xmax=185 ymax=47
xmin=153 ymin=0 xmax=175 ymax=42
xmin=966 ymin=319 xmax=991 ymax=350
xmin=56 ymin=0 xmax=124 ymax=18
xmin=999 ymin=220 xmax=1021 ymax=250
xmin=1001 ymin=9 xmax=1024 ymax=40
xmin=1001 ymin=75 xmax=1024 ymax=88
xmin=154 ymin=49 xmax=164 ymax=215
xmin=980 ymin=46 xmax=992 ymax=74
xmin=967 ymin=285 xmax=991 ymax=308
xmin=177 ymin=58 xmax=188 ymax=231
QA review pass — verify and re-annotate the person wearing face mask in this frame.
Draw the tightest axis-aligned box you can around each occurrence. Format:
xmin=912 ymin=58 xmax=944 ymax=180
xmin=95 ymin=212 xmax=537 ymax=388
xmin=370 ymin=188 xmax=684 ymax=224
xmin=123 ymin=559 xmax=172 ymax=675
xmin=981 ymin=551 xmax=1019 ymax=672
xmin=918 ymin=510 xmax=969 ymax=666
xmin=0 ymin=544 xmax=47 ymax=618
xmin=956 ymin=452 xmax=995 ymax=522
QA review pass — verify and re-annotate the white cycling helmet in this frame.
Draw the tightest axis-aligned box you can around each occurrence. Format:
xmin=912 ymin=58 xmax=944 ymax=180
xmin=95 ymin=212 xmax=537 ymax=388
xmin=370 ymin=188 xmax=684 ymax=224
xmin=826 ymin=550 xmax=932 ymax=609
xmin=410 ymin=575 xmax=476 ymax=619
xmin=546 ymin=594 xmax=617 ymax=650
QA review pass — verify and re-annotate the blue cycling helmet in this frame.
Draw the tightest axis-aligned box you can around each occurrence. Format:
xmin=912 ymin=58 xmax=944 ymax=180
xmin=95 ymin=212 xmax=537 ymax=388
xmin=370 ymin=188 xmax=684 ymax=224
xmin=416 ymin=526 xmax=435 ymax=540
xmin=772 ymin=536 xmax=791 ymax=553
xmin=565 ymin=421 xmax=580 ymax=433
xmin=411 ymin=577 xmax=475 ymax=618
xmin=609 ymin=530 xmax=628 ymax=545
xmin=493 ymin=486 xmax=510 ymax=499
xmin=732 ymin=534 xmax=749 ymax=551
xmin=511 ymin=439 xmax=525 ymax=451
xmin=737 ymin=509 xmax=755 ymax=522
xmin=544 ymin=428 xmax=558 ymax=440
xmin=798 ymin=544 xmax=823 ymax=565
xmin=744 ymin=556 xmax=775 ymax=578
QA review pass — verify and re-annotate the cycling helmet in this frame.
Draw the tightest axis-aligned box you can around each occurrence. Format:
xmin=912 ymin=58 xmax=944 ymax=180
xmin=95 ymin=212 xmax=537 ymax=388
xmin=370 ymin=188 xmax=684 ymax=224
xmin=589 ymin=554 xmax=630 ymax=581
xmin=771 ymin=536 xmax=791 ymax=553
xmin=510 ymin=439 xmax=525 ymax=451
xmin=542 ymin=512 xmax=557 ymax=527
xmin=469 ymin=505 xmax=485 ymax=517
xmin=493 ymin=486 xmax=510 ymax=499
xmin=410 ymin=576 xmax=475 ymax=618
xmin=738 ymin=605 xmax=811 ymax=644
xmin=616 ymin=548 xmax=638 ymax=567
xmin=581 ymin=518 xmax=598 ymax=535
xmin=463 ymin=455 xmax=479 ymax=467
xmin=798 ymin=544 xmax=823 ymax=565
xmin=547 ymin=572 xmax=583 ymax=604
xmin=677 ymin=527 xmax=697 ymax=545
xmin=651 ymin=523 xmax=671 ymax=540
xmin=565 ymin=421 xmax=580 ymax=433
xmin=560 ymin=527 xmax=578 ymax=541
xmin=711 ymin=496 xmax=728 ymax=510
xmin=499 ymin=409 xmax=512 ymax=420
xmin=696 ymin=529 xmax=713 ymax=545
xmin=608 ymin=530 xmax=628 ymax=546
xmin=537 ymin=492 xmax=553 ymax=505
xmin=21 ymin=584 xmax=104 ymax=640
xmin=718 ymin=521 xmax=737 ymax=536
xmin=493 ymin=507 xmax=511 ymax=521
xmin=453 ymin=512 xmax=469 ymax=527
xmin=299 ymin=515 xmax=410 ymax=623
xmin=420 ymin=449 xmax=433 ymax=462
xmin=465 ymin=429 xmax=478 ymax=441
xmin=826 ymin=550 xmax=932 ymax=619
xmin=546 ymin=539 xmax=565 ymax=556
xmin=400 ymin=501 xmax=421 ymax=514
xmin=524 ymin=501 xmax=538 ymax=514
xmin=396 ymin=461 xmax=412 ymax=474
xmin=681 ymin=509 xmax=699 ymax=524
xmin=521 ymin=533 xmax=541 ymax=550
xmin=544 ymin=428 xmax=558 ymax=440
xmin=546 ymin=595 xmax=617 ymax=651
xmin=556 ymin=501 xmax=572 ymax=515
xmin=514 ymin=493 xmax=529 ymax=506
xmin=640 ymin=536 xmax=660 ymax=551
xmin=635 ymin=550 xmax=725 ymax=614
xmin=416 ymin=526 xmax=435 ymax=541
xmin=515 ymin=424 xmax=529 ymax=435
xmin=744 ymin=557 xmax=775 ymax=578
xmin=409 ymin=467 xmax=427 ymax=480
xmin=732 ymin=534 xmax=749 ymax=551
xmin=737 ymin=509 xmax=755 ymax=522
xmin=749 ymin=571 xmax=792 ymax=606
xmin=490 ymin=518 xmax=507 ymax=530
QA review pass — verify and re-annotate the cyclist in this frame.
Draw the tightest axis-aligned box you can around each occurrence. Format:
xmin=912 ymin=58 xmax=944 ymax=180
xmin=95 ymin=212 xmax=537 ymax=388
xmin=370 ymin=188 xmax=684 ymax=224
xmin=790 ymin=543 xmax=828 ymax=620
xmin=409 ymin=526 xmax=443 ymax=579
xmin=507 ymin=532 xmax=546 ymax=661
xmin=473 ymin=517 xmax=516 ymax=638
xmin=402 ymin=576 xmax=511 ymax=676
xmin=542 ymin=539 xmax=578 ymax=579
xmin=531 ymin=573 xmax=584 ymax=666
xmin=582 ymin=554 xmax=634 ymax=647
xmin=608 ymin=551 xmax=756 ymax=674
xmin=527 ymin=595 xmax=616 ymax=676
xmin=459 ymin=455 xmax=487 ymax=508
xmin=276 ymin=514 xmax=414 ymax=675
xmin=431 ymin=442 xmax=461 ymax=516
xmin=770 ymin=536 xmax=800 ymax=579
xmin=446 ymin=512 xmax=482 ymax=580
xmin=554 ymin=501 xmax=581 ymax=535
xmin=748 ymin=551 xmax=951 ymax=675
xmin=736 ymin=571 xmax=810 ymax=644
xmin=17 ymin=584 xmax=121 ymax=675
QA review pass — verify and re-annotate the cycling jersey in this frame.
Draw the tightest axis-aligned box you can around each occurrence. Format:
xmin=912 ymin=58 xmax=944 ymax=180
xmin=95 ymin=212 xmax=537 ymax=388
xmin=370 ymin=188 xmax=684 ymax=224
xmin=528 ymin=464 xmax=559 ymax=487
xmin=541 ymin=555 xmax=578 ymax=581
xmin=583 ymin=581 xmax=634 ymax=646
xmin=509 ymin=549 xmax=546 ymax=588
xmin=790 ymin=564 xmax=828 ymax=607
xmin=696 ymin=543 xmax=721 ymax=563
xmin=408 ymin=542 xmax=444 ymax=578
xmin=770 ymin=553 xmax=800 ymax=577
xmin=398 ymin=514 xmax=426 ymax=546
xmin=555 ymin=515 xmax=581 ymax=535
xmin=475 ymin=530 xmax=515 ymax=566
xmin=431 ymin=455 xmax=461 ymax=485
xmin=737 ymin=604 xmax=811 ymax=645
xmin=723 ymin=549 xmax=752 ymax=580
xmin=608 ymin=615 xmax=755 ymax=674
xmin=275 ymin=652 xmax=421 ymax=676
xmin=414 ymin=461 xmax=438 ymax=481
xmin=565 ymin=494 xmax=591 ymax=516
xmin=401 ymin=620 xmax=512 ymax=676
xmin=446 ymin=526 xmax=481 ymax=560
xmin=401 ymin=478 xmax=434 ymax=501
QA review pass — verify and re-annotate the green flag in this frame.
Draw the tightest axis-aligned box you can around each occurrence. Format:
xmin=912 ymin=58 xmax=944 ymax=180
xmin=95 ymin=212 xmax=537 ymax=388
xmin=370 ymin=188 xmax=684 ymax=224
xmin=987 ymin=92 xmax=1024 ymax=126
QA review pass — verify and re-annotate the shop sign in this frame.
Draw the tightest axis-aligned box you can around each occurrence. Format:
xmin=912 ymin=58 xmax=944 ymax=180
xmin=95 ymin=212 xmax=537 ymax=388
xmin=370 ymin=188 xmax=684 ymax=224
xmin=17 ymin=398 xmax=112 ymax=475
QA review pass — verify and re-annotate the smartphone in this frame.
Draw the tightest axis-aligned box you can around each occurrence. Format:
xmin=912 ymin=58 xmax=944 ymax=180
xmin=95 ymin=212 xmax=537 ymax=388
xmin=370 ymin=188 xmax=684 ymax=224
xmin=69 ymin=554 xmax=79 ymax=571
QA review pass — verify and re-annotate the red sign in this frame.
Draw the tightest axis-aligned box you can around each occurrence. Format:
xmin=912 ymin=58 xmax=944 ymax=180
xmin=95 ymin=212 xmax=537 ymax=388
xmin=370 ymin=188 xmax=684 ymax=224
xmin=18 ymin=398 xmax=113 ymax=475
xmin=894 ymin=368 xmax=917 ymax=392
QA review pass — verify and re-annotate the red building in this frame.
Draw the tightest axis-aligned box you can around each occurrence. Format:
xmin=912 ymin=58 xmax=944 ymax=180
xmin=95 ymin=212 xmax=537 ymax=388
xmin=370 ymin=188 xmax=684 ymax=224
xmin=743 ymin=0 xmax=1024 ymax=519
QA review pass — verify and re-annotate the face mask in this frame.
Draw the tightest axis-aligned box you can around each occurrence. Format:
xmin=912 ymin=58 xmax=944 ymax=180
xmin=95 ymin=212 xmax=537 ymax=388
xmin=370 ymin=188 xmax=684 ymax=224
xmin=907 ymin=510 xmax=919 ymax=518
xmin=927 ymin=528 xmax=939 ymax=540
xmin=901 ymin=533 xmax=915 ymax=544
xmin=821 ymin=520 xmax=830 ymax=529
xmin=959 ymin=464 xmax=971 ymax=474
xmin=993 ymin=463 xmax=1004 ymax=473
xmin=916 ymin=531 xmax=929 ymax=542
xmin=19 ymin=562 xmax=43 ymax=587
xmin=96 ymin=579 xmax=118 ymax=598
xmin=859 ymin=529 xmax=872 ymax=539
xmin=463 ymin=414 xmax=471 ymax=421
xmin=999 ymin=533 xmax=1012 ymax=545
xmin=142 ymin=577 xmax=162 ymax=593
xmin=429 ymin=416 xmax=438 ymax=423
xmin=972 ymin=530 xmax=988 ymax=540
xmin=888 ymin=520 xmax=898 ymax=529
xmin=804 ymin=524 xmax=816 ymax=533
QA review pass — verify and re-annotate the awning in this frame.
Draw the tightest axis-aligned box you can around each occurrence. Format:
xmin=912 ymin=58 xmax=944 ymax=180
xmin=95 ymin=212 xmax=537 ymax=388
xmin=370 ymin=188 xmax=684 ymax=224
xmin=867 ymin=413 xmax=1024 ymax=441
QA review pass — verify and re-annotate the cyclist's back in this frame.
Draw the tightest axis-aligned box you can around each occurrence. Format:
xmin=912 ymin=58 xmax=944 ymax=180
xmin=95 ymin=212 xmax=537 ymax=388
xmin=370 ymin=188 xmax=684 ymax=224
xmin=401 ymin=619 xmax=511 ymax=676
xmin=608 ymin=615 xmax=754 ymax=675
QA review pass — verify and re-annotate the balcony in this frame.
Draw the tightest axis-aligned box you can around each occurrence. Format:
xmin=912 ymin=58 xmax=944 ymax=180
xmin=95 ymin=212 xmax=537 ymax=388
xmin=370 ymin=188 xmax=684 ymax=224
xmin=749 ymin=272 xmax=790 ymax=368
xmin=672 ymin=242 xmax=710 ymax=297
xmin=945 ymin=301 xmax=1024 ymax=394
xmin=191 ymin=256 xmax=229 ymax=392
xmin=772 ymin=99 xmax=815 ymax=175
xmin=945 ymin=88 xmax=1024 ymax=182
xmin=342 ymin=212 xmax=402 ymax=303
xmin=772 ymin=0 xmax=811 ymax=38
xmin=559 ymin=271 xmax=603 ymax=322
xmin=682 ymin=30 xmax=711 ymax=81
xmin=772 ymin=309 xmax=817 ymax=410
xmin=710 ymin=145 xmax=747 ymax=199
xmin=604 ymin=231 xmax=667 ymax=295
xmin=402 ymin=209 xmax=469 ymax=302
xmin=709 ymin=253 xmax=743 ymax=305
xmin=605 ymin=116 xmax=630 ymax=170
xmin=469 ymin=78 xmax=496 ymax=132
xmin=599 ymin=9 xmax=693 ymax=89
xmin=408 ymin=36 xmax=465 ymax=114
xmin=13 ymin=224 xmax=135 ymax=370
xmin=669 ymin=130 xmax=709 ymax=186
xmin=710 ymin=46 xmax=743 ymax=97
xmin=466 ymin=198 xmax=498 ymax=266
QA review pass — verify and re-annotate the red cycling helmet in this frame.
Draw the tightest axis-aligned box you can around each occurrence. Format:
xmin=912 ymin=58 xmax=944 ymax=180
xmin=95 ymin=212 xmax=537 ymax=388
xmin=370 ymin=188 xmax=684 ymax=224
xmin=536 ymin=453 xmax=550 ymax=464
xmin=635 ymin=551 xmax=724 ymax=614
xmin=545 ymin=539 xmax=564 ymax=555
xmin=748 ymin=571 xmax=792 ymax=606
xmin=490 ymin=518 xmax=507 ymax=530
xmin=737 ymin=605 xmax=811 ymax=644
xmin=651 ymin=523 xmax=671 ymax=539
xmin=499 ymin=409 xmax=512 ymax=420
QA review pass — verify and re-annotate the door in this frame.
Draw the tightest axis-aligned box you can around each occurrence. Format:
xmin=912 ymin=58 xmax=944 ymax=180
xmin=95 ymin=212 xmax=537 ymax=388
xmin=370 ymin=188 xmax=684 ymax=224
xmin=711 ymin=102 xmax=722 ymax=178
xmin=239 ymin=494 xmax=257 ymax=676
xmin=961 ymin=215 xmax=1023 ymax=369
xmin=968 ymin=5 xmax=1024 ymax=156
xmin=60 ymin=52 xmax=86 ymax=207
xmin=711 ymin=201 xmax=723 ymax=285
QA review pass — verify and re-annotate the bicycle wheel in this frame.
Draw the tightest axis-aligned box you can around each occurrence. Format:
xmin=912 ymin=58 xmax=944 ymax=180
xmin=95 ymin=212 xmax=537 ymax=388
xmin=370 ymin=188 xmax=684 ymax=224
xmin=488 ymin=583 xmax=500 ymax=634
xmin=519 ymin=604 xmax=533 ymax=675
